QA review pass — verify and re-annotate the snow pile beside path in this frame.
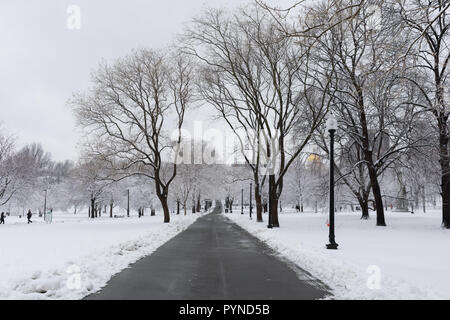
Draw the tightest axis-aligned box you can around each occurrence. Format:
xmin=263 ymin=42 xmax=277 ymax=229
xmin=0 ymin=213 xmax=201 ymax=300
xmin=228 ymin=211 xmax=446 ymax=300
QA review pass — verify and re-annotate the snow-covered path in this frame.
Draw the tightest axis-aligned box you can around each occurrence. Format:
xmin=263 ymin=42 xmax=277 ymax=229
xmin=228 ymin=209 xmax=450 ymax=300
xmin=86 ymin=209 xmax=329 ymax=300
xmin=0 ymin=213 xmax=201 ymax=299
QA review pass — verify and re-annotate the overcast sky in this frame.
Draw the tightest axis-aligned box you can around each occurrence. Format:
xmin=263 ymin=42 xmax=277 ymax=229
xmin=0 ymin=0 xmax=293 ymax=162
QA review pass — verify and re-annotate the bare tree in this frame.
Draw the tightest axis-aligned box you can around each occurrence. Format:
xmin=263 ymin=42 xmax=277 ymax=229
xmin=185 ymin=4 xmax=328 ymax=227
xmin=0 ymin=131 xmax=17 ymax=207
xmin=72 ymin=49 xmax=193 ymax=223
xmin=255 ymin=0 xmax=364 ymax=41
xmin=72 ymin=158 xmax=109 ymax=219
xmin=173 ymin=164 xmax=197 ymax=215
xmin=283 ymin=152 xmax=328 ymax=212
xmin=307 ymin=0 xmax=425 ymax=225
xmin=2 ymin=142 xmax=56 ymax=215
xmin=393 ymin=0 xmax=450 ymax=227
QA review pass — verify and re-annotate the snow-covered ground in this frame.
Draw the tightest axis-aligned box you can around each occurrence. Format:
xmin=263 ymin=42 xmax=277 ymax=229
xmin=227 ymin=208 xmax=449 ymax=300
xmin=0 ymin=211 xmax=202 ymax=300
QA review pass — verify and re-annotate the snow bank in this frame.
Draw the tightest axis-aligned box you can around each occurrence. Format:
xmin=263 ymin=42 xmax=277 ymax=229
xmin=0 ymin=212 xmax=202 ymax=299
xmin=227 ymin=209 xmax=448 ymax=300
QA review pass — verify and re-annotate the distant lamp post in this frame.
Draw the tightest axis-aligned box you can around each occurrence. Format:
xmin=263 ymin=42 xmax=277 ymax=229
xmin=127 ymin=189 xmax=130 ymax=218
xmin=250 ymin=182 xmax=253 ymax=220
xmin=241 ymin=188 xmax=244 ymax=215
xmin=326 ymin=113 xmax=339 ymax=250
xmin=267 ymin=187 xmax=273 ymax=228
xmin=267 ymin=163 xmax=274 ymax=229
xmin=43 ymin=189 xmax=47 ymax=220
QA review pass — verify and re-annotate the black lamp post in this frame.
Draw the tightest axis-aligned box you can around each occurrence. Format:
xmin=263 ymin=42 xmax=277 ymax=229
xmin=127 ymin=189 xmax=130 ymax=218
xmin=241 ymin=188 xmax=244 ymax=215
xmin=43 ymin=189 xmax=47 ymax=220
xmin=250 ymin=182 xmax=253 ymax=220
xmin=326 ymin=113 xmax=339 ymax=250
xmin=267 ymin=175 xmax=274 ymax=229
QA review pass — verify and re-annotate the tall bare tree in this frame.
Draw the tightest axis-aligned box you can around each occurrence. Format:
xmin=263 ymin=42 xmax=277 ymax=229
xmin=185 ymin=4 xmax=329 ymax=226
xmin=72 ymin=49 xmax=193 ymax=223
xmin=307 ymin=0 xmax=425 ymax=225
xmin=393 ymin=0 xmax=450 ymax=227
xmin=73 ymin=157 xmax=108 ymax=218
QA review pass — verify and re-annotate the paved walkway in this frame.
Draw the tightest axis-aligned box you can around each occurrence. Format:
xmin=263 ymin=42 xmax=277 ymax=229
xmin=86 ymin=203 xmax=330 ymax=300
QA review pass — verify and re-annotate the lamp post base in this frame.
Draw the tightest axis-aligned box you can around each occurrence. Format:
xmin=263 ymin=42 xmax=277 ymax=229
xmin=326 ymin=243 xmax=339 ymax=250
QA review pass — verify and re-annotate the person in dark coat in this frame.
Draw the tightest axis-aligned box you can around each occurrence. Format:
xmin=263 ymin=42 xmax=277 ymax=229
xmin=27 ymin=210 xmax=33 ymax=224
xmin=0 ymin=212 xmax=5 ymax=224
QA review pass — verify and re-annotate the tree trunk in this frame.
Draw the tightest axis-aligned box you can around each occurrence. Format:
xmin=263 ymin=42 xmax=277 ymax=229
xmin=414 ymin=187 xmax=419 ymax=209
xmin=440 ymin=127 xmax=450 ymax=228
xmin=196 ymin=196 xmax=201 ymax=213
xmin=269 ymin=175 xmax=280 ymax=227
xmin=357 ymin=82 xmax=386 ymax=226
xmin=154 ymin=176 xmax=170 ymax=222
xmin=367 ymin=163 xmax=386 ymax=226
xmin=90 ymin=197 xmax=95 ymax=219
xmin=110 ymin=203 xmax=113 ymax=218
xmin=442 ymin=175 xmax=450 ymax=228
xmin=422 ymin=185 xmax=426 ymax=213
xmin=254 ymin=187 xmax=263 ymax=222
xmin=177 ymin=200 xmax=180 ymax=215
xmin=156 ymin=193 xmax=170 ymax=222
xmin=359 ymin=197 xmax=369 ymax=220
xmin=161 ymin=198 xmax=169 ymax=222
xmin=269 ymin=194 xmax=279 ymax=227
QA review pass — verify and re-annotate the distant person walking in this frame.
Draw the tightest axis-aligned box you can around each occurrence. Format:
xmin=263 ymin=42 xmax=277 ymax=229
xmin=0 ymin=212 xmax=5 ymax=224
xmin=27 ymin=210 xmax=33 ymax=224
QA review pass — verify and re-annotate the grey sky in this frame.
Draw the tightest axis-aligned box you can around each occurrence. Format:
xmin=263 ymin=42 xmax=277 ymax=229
xmin=0 ymin=0 xmax=292 ymax=162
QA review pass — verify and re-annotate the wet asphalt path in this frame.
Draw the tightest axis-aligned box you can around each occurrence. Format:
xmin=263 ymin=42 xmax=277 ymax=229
xmin=86 ymin=202 xmax=330 ymax=300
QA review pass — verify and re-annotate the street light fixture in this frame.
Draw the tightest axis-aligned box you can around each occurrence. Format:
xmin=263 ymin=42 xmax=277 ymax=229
xmin=326 ymin=113 xmax=339 ymax=250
